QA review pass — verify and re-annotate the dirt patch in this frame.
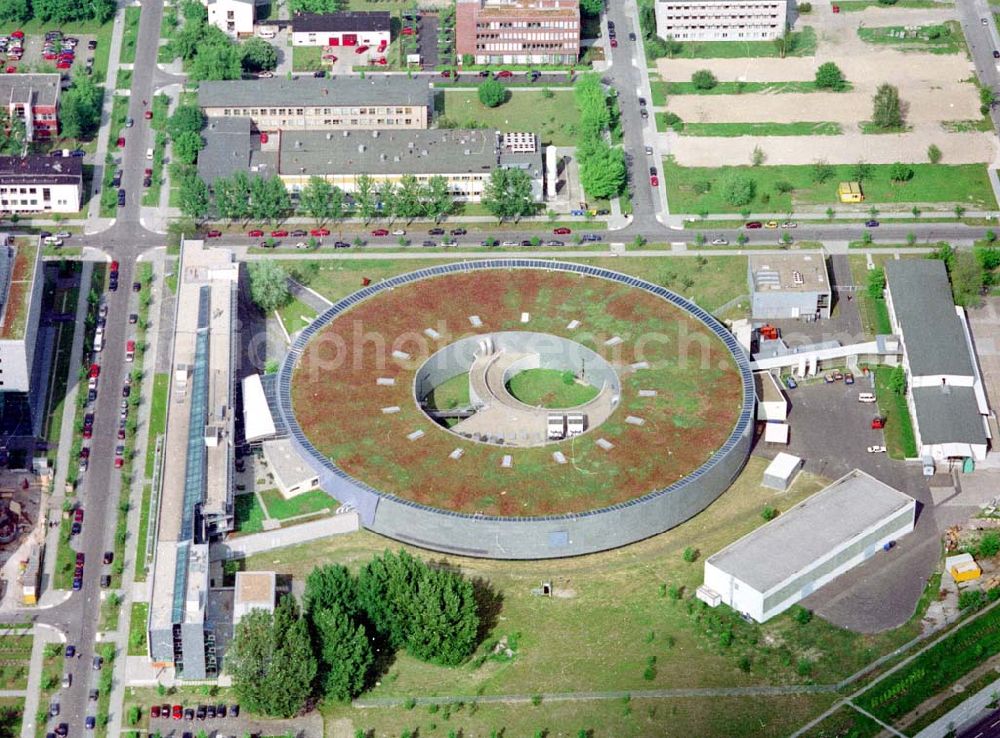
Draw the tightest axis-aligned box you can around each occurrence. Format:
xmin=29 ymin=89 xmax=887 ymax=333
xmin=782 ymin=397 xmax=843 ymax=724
xmin=664 ymin=128 xmax=996 ymax=166
xmin=291 ymin=270 xmax=744 ymax=517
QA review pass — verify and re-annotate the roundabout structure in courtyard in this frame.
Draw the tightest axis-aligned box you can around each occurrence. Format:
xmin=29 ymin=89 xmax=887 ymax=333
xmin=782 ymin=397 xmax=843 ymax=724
xmin=276 ymin=259 xmax=756 ymax=559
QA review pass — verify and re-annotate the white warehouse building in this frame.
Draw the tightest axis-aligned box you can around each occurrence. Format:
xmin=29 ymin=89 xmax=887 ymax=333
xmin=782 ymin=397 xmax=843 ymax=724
xmin=698 ymin=469 xmax=915 ymax=623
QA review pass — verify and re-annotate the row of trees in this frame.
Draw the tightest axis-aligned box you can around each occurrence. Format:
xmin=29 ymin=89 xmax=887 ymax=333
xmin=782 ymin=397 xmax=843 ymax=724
xmin=60 ymin=73 xmax=105 ymax=141
xmin=227 ymin=551 xmax=482 ymax=717
xmin=574 ymin=74 xmax=626 ymax=200
xmin=928 ymin=243 xmax=1000 ymax=308
xmin=0 ymin=0 xmax=115 ymax=25
xmin=167 ymin=0 xmax=278 ymax=82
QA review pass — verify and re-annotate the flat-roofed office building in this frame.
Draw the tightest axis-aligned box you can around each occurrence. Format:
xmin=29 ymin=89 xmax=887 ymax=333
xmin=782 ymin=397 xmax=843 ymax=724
xmin=654 ymin=0 xmax=787 ymax=42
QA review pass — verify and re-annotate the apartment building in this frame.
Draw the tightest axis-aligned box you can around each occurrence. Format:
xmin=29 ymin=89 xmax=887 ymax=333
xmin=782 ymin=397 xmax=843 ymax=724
xmin=456 ymin=0 xmax=580 ymax=65
xmin=0 ymin=237 xmax=43 ymax=394
xmin=0 ymin=155 xmax=82 ymax=215
xmin=205 ymin=0 xmax=256 ymax=37
xmin=654 ymin=0 xmax=787 ymax=42
xmin=0 ymin=74 xmax=60 ymax=141
xmin=197 ymin=76 xmax=432 ymax=131
xmin=291 ymin=11 xmax=391 ymax=48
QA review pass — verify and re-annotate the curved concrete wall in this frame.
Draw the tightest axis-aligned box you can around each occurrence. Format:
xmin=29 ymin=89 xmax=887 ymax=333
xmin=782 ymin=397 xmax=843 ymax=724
xmin=278 ymin=260 xmax=755 ymax=560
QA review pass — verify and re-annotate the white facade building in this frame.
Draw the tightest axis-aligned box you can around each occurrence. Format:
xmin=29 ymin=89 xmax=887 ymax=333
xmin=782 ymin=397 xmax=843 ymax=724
xmin=0 ymin=155 xmax=82 ymax=215
xmin=654 ymin=0 xmax=788 ymax=42
xmin=0 ymin=238 xmax=43 ymax=394
xmin=700 ymin=470 xmax=915 ymax=622
xmin=205 ymin=0 xmax=255 ymax=37
xmin=291 ymin=11 xmax=391 ymax=48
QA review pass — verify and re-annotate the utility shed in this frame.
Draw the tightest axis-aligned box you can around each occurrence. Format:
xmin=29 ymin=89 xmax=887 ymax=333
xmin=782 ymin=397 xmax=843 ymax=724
xmin=755 ymin=371 xmax=788 ymax=422
xmin=702 ymin=469 xmax=916 ymax=622
xmin=762 ymin=452 xmax=801 ymax=490
xmin=748 ymin=254 xmax=831 ymax=321
xmin=233 ymin=571 xmax=276 ymax=626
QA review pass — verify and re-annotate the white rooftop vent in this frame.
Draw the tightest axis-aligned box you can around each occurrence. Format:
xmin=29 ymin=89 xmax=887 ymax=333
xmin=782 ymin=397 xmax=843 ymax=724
xmin=393 ymin=155 xmax=400 ymax=162
xmin=420 ymin=149 xmax=428 ymax=156
xmin=294 ymin=140 xmax=302 ymax=149
xmin=380 ymin=153 xmax=387 ymax=161
xmin=343 ymin=130 xmax=350 ymax=137
xmin=326 ymin=132 xmax=332 ymax=140
xmin=408 ymin=141 xmax=414 ymax=149
xmin=372 ymin=130 xmax=379 ymax=138
xmin=358 ymin=144 xmax=366 ymax=153
xmin=464 ymin=149 xmax=470 ymax=155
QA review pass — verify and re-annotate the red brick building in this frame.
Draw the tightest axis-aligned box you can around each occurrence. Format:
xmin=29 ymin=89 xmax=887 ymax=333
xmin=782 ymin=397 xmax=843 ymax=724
xmin=0 ymin=75 xmax=60 ymax=142
xmin=456 ymin=0 xmax=580 ymax=66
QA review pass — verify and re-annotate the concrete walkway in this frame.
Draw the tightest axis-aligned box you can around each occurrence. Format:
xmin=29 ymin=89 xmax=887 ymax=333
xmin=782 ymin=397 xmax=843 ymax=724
xmin=105 ymin=251 xmax=167 ymax=736
xmin=38 ymin=261 xmax=94 ymax=605
xmin=20 ymin=625 xmax=63 ymax=738
xmin=287 ymin=276 xmax=333 ymax=312
xmin=915 ymin=675 xmax=1000 ymax=738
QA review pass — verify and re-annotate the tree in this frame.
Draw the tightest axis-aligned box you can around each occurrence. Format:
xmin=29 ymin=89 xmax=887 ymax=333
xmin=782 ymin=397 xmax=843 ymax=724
xmin=214 ymin=172 xmax=251 ymax=223
xmin=188 ymin=42 xmax=242 ymax=82
xmin=178 ymin=173 xmax=210 ymax=222
xmin=424 ymin=175 xmax=452 ymax=222
xmin=60 ymin=74 xmax=103 ymax=139
xmin=289 ymin=0 xmax=342 ymax=12
xmin=888 ymin=162 xmax=913 ymax=182
xmin=751 ymin=145 xmax=766 ymax=167
xmin=888 ymin=365 xmax=906 ymax=396
xmin=482 ymin=167 xmax=537 ymax=221
xmin=950 ymin=249 xmax=985 ymax=307
xmin=851 ymin=160 xmax=873 ymax=183
xmin=304 ymin=564 xmax=359 ymax=618
xmin=866 ymin=267 xmax=885 ymax=299
xmin=691 ymin=69 xmax=717 ymax=90
xmin=247 ymin=261 xmax=290 ymax=313
xmin=354 ymin=174 xmax=377 ymax=223
xmin=811 ymin=159 xmax=834 ymax=184
xmin=871 ymin=83 xmax=903 ymax=130
xmin=227 ymin=596 xmax=317 ymax=718
xmin=578 ymin=140 xmax=626 ymax=200
xmin=719 ymin=171 xmax=756 ymax=207
xmin=241 ymin=37 xmax=278 ymax=73
xmin=167 ymin=104 xmax=206 ymax=140
xmin=0 ymin=108 xmax=26 ymax=155
xmin=0 ymin=0 xmax=30 ymax=25
xmin=814 ymin=62 xmax=846 ymax=91
xmin=393 ymin=175 xmax=424 ymax=221
xmin=300 ymin=177 xmax=337 ymax=224
xmin=478 ymin=78 xmax=507 ymax=108
xmin=773 ymin=27 xmax=794 ymax=58
xmin=927 ymin=143 xmax=943 ymax=164
xmin=249 ymin=175 xmax=290 ymax=223
xmin=579 ymin=0 xmax=604 ymax=15
xmin=172 ymin=131 xmax=204 ymax=166
xmin=312 ymin=603 xmax=373 ymax=702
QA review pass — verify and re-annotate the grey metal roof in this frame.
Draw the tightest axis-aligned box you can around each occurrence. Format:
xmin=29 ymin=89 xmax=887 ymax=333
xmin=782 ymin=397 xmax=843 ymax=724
xmin=0 ymin=74 xmax=60 ymax=107
xmin=0 ymin=155 xmax=81 ymax=185
xmin=278 ymin=128 xmax=499 ymax=176
xmin=196 ymin=117 xmax=255 ymax=186
xmin=912 ymin=385 xmax=987 ymax=446
xmin=885 ymin=259 xmax=974 ymax=377
xmin=292 ymin=11 xmax=390 ymax=33
xmin=707 ymin=469 xmax=914 ymax=593
xmin=198 ymin=76 xmax=432 ymax=110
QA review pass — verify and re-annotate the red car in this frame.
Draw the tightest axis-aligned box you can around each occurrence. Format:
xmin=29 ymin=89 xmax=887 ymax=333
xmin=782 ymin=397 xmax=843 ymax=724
xmin=144 ymin=110 xmax=152 ymax=120
xmin=310 ymin=228 xmax=330 ymax=237
xmin=744 ymin=221 xmax=763 ymax=229
xmin=5 ymin=66 xmax=15 ymax=74
xmin=377 ymin=40 xmax=387 ymax=52
xmin=56 ymin=61 xmax=71 ymax=69
xmin=144 ymin=168 xmax=153 ymax=177
xmin=495 ymin=70 xmax=513 ymax=78
xmin=74 ymin=508 xmax=84 ymax=523
xmin=355 ymin=45 xmax=369 ymax=54
xmin=401 ymin=27 xmax=415 ymax=35
xmin=117 ymin=427 xmax=125 ymax=440
xmin=110 ymin=260 xmax=119 ymax=273
xmin=553 ymin=227 xmax=571 ymax=235
xmin=374 ymin=57 xmax=387 ymax=65
xmin=10 ymin=30 xmax=24 ymax=39
xmin=83 ymin=426 xmax=92 ymax=439
xmin=89 ymin=363 xmax=100 ymax=378
xmin=271 ymin=229 xmax=288 ymax=237
xmin=650 ymin=175 xmax=658 ymax=187
xmin=247 ymin=229 xmax=264 ymax=237
xmin=371 ymin=228 xmax=389 ymax=236
xmin=43 ymin=52 xmax=57 ymax=60
xmin=610 ymin=37 xmax=618 ymax=47
xmin=441 ymin=70 xmax=452 ymax=78
xmin=172 ymin=705 xmax=182 ymax=720
xmin=114 ymin=457 xmax=123 ymax=469
xmin=116 ymin=137 xmax=125 ymax=148
xmin=205 ymin=230 xmax=222 ymax=238
xmin=322 ymin=54 xmax=338 ymax=62
xmin=150 ymin=706 xmax=161 ymax=719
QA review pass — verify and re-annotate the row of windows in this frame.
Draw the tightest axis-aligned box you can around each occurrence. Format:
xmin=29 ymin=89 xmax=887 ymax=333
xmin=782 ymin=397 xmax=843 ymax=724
xmin=663 ymin=13 xmax=781 ymax=19
xmin=477 ymin=42 xmax=576 ymax=51
xmin=0 ymin=186 xmax=55 ymax=198
xmin=671 ymin=31 xmax=776 ymax=38
xmin=265 ymin=118 xmax=414 ymax=126
xmin=479 ymin=20 xmax=578 ymax=30
xmin=221 ymin=106 xmax=417 ymax=116
xmin=659 ymin=2 xmax=783 ymax=7
xmin=665 ymin=23 xmax=779 ymax=29
xmin=476 ymin=32 xmax=578 ymax=41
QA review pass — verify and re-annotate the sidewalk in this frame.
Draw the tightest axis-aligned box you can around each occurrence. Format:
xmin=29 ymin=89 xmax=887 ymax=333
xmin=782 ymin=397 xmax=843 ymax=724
xmin=105 ymin=251 xmax=167 ymax=737
xmin=86 ymin=0 xmax=130 ymax=228
xmin=140 ymin=84 xmax=184 ymax=234
xmin=915 ymin=674 xmax=1000 ymax=738
xmin=20 ymin=625 xmax=63 ymax=738
xmin=38 ymin=261 xmax=94 ymax=606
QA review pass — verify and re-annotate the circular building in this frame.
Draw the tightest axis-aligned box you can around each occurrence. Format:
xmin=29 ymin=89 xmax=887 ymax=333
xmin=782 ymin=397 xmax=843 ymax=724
xmin=277 ymin=259 xmax=755 ymax=559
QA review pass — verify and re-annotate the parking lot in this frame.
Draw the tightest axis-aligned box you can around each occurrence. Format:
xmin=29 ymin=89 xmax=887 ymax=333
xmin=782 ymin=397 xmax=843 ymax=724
xmin=0 ymin=28 xmax=97 ymax=78
xmin=147 ymin=706 xmax=323 ymax=738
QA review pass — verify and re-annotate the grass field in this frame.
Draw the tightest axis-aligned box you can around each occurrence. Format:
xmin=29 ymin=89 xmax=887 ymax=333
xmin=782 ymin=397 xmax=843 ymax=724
xmin=657 ymin=80 xmax=852 ymax=97
xmin=34 ymin=644 xmax=62 ymax=738
xmin=439 ymin=89 xmax=580 ymax=146
xmin=128 ymin=602 xmax=149 ymax=656
xmin=667 ymin=27 xmax=815 ymax=58
xmin=144 ymin=373 xmax=168 ymax=479
xmin=0 ymin=697 xmax=23 ymax=738
xmin=835 ymin=0 xmax=952 ymax=8
xmin=297 ymin=254 xmax=748 ymax=314
xmin=856 ymin=21 xmax=965 ymax=54
xmin=276 ymin=297 xmax=317 ymax=336
xmin=240 ymin=452 xmax=939 ymax=735
xmin=259 ymin=488 xmax=335 ymax=520
xmin=873 ymin=366 xmax=918 ymax=459
xmin=292 ymin=45 xmax=324 ymax=72
xmin=800 ymin=704 xmax=882 ymax=738
xmin=506 ymin=368 xmax=600 ymax=407
xmin=679 ymin=122 xmax=843 ymax=137
xmin=234 ymin=493 xmax=265 ymax=534
xmin=293 ymin=269 xmax=744 ymax=515
xmin=120 ymin=7 xmax=141 ymax=65
xmin=134 ymin=483 xmax=153 ymax=581
xmin=663 ymin=159 xmax=996 ymax=213
xmin=424 ymin=372 xmax=471 ymax=412
xmin=0 ymin=634 xmax=32 ymax=690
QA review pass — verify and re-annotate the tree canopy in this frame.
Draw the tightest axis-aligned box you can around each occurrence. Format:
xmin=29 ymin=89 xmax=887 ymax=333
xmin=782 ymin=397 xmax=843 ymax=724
xmin=60 ymin=74 xmax=103 ymax=140
xmin=871 ymin=83 xmax=903 ymax=130
xmin=247 ymin=261 xmax=291 ymax=313
xmin=241 ymin=37 xmax=279 ymax=73
xmin=478 ymin=78 xmax=508 ymax=108
xmin=167 ymin=104 xmax=206 ymax=140
xmin=814 ymin=62 xmax=846 ymax=91
xmin=691 ymin=69 xmax=718 ymax=90
xmin=312 ymin=603 xmax=373 ymax=702
xmin=482 ymin=168 xmax=536 ymax=222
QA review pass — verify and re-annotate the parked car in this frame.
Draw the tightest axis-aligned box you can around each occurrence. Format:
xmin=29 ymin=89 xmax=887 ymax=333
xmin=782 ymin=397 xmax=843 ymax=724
xmin=711 ymin=237 xmax=728 ymax=245
xmin=143 ymin=110 xmax=152 ymax=119
xmin=745 ymin=221 xmax=763 ymax=229
xmin=65 ymin=645 xmax=75 ymax=658
xmin=116 ymin=136 xmax=125 ymax=148
xmin=650 ymin=175 xmax=658 ymax=187
xmin=553 ymin=227 xmax=571 ymax=235
xmin=844 ymin=372 xmax=855 ymax=385
xmin=290 ymin=229 xmax=307 ymax=237
xmin=247 ymin=229 xmax=264 ymax=237
xmin=270 ymin=229 xmax=289 ymax=237
xmin=780 ymin=221 xmax=797 ymax=228
xmin=355 ymin=45 xmax=369 ymax=54
xmin=784 ymin=375 xmax=797 ymax=390
xmin=865 ymin=219 xmax=880 ymax=228
xmin=764 ymin=220 xmax=779 ymax=229
xmin=582 ymin=234 xmax=602 ymax=242
xmin=310 ymin=228 xmax=330 ymax=236
xmin=205 ymin=230 xmax=222 ymax=238
xmin=867 ymin=445 xmax=886 ymax=453
xmin=450 ymin=228 xmax=466 ymax=236
xmin=495 ymin=70 xmax=513 ymax=78
xmin=428 ymin=228 xmax=444 ymax=235
xmin=117 ymin=189 xmax=126 ymax=207
xmin=371 ymin=228 xmax=389 ymax=236
xmin=103 ymin=551 xmax=113 ymax=564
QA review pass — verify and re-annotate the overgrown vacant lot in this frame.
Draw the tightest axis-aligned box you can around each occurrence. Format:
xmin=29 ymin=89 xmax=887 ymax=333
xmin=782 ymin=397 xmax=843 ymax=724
xmin=438 ymin=89 xmax=580 ymax=146
xmin=663 ymin=160 xmax=996 ymax=213
xmin=243 ymin=455 xmax=937 ymax=735
xmin=292 ymin=269 xmax=744 ymax=515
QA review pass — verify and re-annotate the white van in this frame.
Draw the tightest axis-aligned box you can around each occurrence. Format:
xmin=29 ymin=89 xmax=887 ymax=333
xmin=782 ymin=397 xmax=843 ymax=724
xmin=257 ymin=27 xmax=275 ymax=38
xmin=145 ymin=147 xmax=154 ymax=160
xmin=858 ymin=392 xmax=877 ymax=403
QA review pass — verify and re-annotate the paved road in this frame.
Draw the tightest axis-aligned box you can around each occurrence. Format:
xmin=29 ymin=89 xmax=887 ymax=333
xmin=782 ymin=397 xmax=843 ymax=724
xmin=960 ymin=706 xmax=1000 ymax=738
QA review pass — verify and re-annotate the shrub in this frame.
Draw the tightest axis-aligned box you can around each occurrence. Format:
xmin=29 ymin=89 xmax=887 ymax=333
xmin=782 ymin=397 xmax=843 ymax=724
xmin=979 ymin=531 xmax=1000 ymax=557
xmin=959 ymin=589 xmax=986 ymax=611
xmin=774 ymin=180 xmax=794 ymax=194
xmin=691 ymin=69 xmax=718 ymax=90
xmin=927 ymin=143 xmax=943 ymax=164
xmin=739 ymin=655 xmax=752 ymax=672
xmin=798 ymin=2 xmax=812 ymax=12
xmin=761 ymin=506 xmax=778 ymax=521
xmin=791 ymin=605 xmax=813 ymax=625
xmin=662 ymin=112 xmax=684 ymax=130
xmin=668 ymin=584 xmax=682 ymax=600
xmin=682 ymin=546 xmax=698 ymax=563
xmin=889 ymin=162 xmax=914 ymax=182
xmin=478 ymin=79 xmax=507 ymax=108
xmin=797 ymin=658 xmax=813 ymax=676
xmin=719 ymin=172 xmax=756 ymax=207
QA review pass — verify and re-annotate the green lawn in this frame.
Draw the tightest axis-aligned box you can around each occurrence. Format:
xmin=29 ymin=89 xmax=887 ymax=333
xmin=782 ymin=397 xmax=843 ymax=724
xmin=658 ymin=80 xmax=851 ymax=96
xmin=679 ymin=122 xmax=842 ymax=137
xmin=663 ymin=159 xmax=997 ymax=213
xmin=119 ymin=7 xmax=141 ymax=65
xmin=292 ymin=45 xmax=324 ymax=72
xmin=799 ymin=704 xmax=882 ymax=738
xmin=53 ymin=515 xmax=77 ymax=590
xmin=259 ymin=488 xmax=336 ymax=520
xmin=234 ymin=493 xmax=265 ymax=533
xmin=144 ymin=373 xmax=169 ymax=479
xmin=857 ymin=21 xmax=965 ymax=54
xmin=128 ymin=602 xmax=149 ymax=656
xmin=873 ymin=365 xmax=918 ymax=459
xmin=134 ymin=483 xmax=153 ymax=581
xmin=277 ymin=297 xmax=317 ymax=335
xmin=440 ymin=89 xmax=580 ymax=146
xmin=506 ymin=368 xmax=600 ymax=408
xmin=834 ymin=0 xmax=952 ymax=8
xmin=116 ymin=69 xmax=132 ymax=91
xmin=667 ymin=27 xmax=815 ymax=58
xmin=423 ymin=372 xmax=471 ymax=411
xmin=0 ymin=697 xmax=23 ymax=738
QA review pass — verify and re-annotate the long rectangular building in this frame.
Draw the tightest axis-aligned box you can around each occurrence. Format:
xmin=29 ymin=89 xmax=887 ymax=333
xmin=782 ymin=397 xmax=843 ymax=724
xmin=456 ymin=0 xmax=580 ymax=65
xmin=701 ymin=469 xmax=915 ymax=622
xmin=654 ymin=0 xmax=788 ymax=42
xmin=0 ymin=155 xmax=82 ymax=215
xmin=198 ymin=76 xmax=433 ymax=131
xmin=148 ymin=240 xmax=239 ymax=680
xmin=0 ymin=74 xmax=60 ymax=141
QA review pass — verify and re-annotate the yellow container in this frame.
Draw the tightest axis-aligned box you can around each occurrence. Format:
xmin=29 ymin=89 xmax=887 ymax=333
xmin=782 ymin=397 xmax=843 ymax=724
xmin=838 ymin=181 xmax=864 ymax=203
